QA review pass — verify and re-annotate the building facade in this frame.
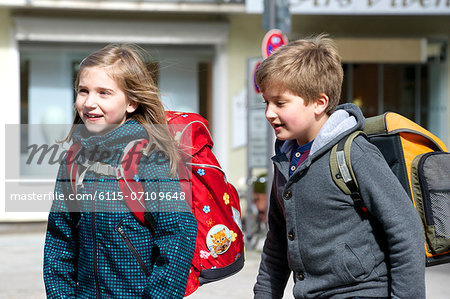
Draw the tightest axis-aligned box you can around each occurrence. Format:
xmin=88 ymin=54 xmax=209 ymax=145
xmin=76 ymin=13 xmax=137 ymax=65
xmin=0 ymin=0 xmax=449 ymax=221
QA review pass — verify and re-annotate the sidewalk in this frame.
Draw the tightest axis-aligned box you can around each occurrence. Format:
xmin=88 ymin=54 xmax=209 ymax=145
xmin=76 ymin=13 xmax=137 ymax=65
xmin=0 ymin=223 xmax=449 ymax=298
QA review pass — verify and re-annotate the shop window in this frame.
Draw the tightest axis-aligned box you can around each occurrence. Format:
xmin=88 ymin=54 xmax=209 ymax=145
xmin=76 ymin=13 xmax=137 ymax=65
xmin=353 ymin=64 xmax=379 ymax=117
xmin=19 ymin=44 xmax=213 ymax=177
xmin=71 ymin=60 xmax=160 ymax=103
xmin=198 ymin=62 xmax=212 ymax=122
xmin=341 ymin=63 xmax=429 ymax=128
xmin=20 ymin=59 xmax=30 ymax=154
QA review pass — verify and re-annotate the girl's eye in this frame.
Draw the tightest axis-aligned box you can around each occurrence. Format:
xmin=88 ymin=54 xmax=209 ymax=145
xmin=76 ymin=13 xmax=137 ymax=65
xmin=99 ymin=90 xmax=110 ymax=96
xmin=77 ymin=88 xmax=88 ymax=94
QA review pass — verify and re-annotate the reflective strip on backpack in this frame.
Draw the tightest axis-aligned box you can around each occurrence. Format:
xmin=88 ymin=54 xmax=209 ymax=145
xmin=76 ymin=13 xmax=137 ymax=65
xmin=76 ymin=161 xmax=120 ymax=189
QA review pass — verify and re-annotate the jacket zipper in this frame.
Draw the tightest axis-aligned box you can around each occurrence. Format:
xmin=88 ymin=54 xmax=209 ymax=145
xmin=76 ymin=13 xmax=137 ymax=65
xmin=91 ymin=176 xmax=100 ymax=298
xmin=117 ymin=226 xmax=150 ymax=277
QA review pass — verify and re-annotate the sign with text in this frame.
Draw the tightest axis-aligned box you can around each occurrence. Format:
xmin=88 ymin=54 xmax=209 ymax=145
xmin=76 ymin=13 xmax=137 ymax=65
xmin=247 ymin=58 xmax=268 ymax=168
xmin=247 ymin=0 xmax=450 ymax=15
xmin=248 ymin=58 xmax=265 ymax=108
xmin=248 ymin=109 xmax=268 ymax=168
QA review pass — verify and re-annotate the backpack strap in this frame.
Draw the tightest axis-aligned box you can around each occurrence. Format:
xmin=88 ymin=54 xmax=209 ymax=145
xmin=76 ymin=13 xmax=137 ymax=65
xmin=66 ymin=139 xmax=156 ymax=234
xmin=76 ymin=161 xmax=120 ymax=189
xmin=66 ymin=143 xmax=121 ymax=190
xmin=117 ymin=139 xmax=156 ymax=234
xmin=65 ymin=143 xmax=82 ymax=215
xmin=66 ymin=143 xmax=82 ymax=194
xmin=330 ymin=131 xmax=369 ymax=215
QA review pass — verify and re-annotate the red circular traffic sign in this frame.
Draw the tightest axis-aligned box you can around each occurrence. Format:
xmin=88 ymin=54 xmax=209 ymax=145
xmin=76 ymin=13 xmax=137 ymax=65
xmin=262 ymin=29 xmax=288 ymax=59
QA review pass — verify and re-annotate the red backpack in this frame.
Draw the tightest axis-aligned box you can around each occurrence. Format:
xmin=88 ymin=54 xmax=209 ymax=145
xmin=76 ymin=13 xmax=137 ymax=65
xmin=66 ymin=111 xmax=245 ymax=296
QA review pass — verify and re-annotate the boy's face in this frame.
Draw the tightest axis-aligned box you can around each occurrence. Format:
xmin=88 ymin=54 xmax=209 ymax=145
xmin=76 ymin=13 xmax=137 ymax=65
xmin=263 ymin=89 xmax=320 ymax=146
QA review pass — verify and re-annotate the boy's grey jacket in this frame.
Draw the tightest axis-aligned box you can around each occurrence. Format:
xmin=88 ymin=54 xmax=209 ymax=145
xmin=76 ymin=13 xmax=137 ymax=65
xmin=254 ymin=103 xmax=425 ymax=299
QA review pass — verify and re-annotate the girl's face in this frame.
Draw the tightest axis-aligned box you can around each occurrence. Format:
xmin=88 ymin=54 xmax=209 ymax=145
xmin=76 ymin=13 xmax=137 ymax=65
xmin=76 ymin=66 xmax=137 ymax=135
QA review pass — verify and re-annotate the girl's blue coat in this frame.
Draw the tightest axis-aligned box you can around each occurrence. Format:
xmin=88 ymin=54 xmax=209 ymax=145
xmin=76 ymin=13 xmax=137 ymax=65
xmin=44 ymin=120 xmax=197 ymax=298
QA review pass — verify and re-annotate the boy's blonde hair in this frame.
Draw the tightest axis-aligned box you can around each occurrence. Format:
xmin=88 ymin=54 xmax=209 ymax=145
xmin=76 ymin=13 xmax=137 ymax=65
xmin=256 ymin=34 xmax=343 ymax=115
xmin=66 ymin=43 xmax=179 ymax=175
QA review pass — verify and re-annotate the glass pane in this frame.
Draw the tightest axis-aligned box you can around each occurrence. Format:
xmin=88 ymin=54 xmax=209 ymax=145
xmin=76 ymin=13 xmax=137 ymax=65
xmin=343 ymin=63 xmax=433 ymax=132
xmin=20 ymin=59 xmax=30 ymax=153
xmin=353 ymin=64 xmax=378 ymax=117
xmin=383 ymin=65 xmax=416 ymax=121
xmin=340 ymin=64 xmax=349 ymax=104
xmin=420 ymin=65 xmax=429 ymax=128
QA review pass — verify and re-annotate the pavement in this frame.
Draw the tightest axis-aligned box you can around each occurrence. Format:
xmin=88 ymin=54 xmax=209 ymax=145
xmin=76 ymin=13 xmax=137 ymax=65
xmin=0 ymin=222 xmax=449 ymax=299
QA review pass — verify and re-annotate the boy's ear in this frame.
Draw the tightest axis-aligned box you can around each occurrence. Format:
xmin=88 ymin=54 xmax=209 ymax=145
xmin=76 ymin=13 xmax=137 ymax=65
xmin=314 ymin=93 xmax=329 ymax=116
xmin=126 ymin=101 xmax=139 ymax=113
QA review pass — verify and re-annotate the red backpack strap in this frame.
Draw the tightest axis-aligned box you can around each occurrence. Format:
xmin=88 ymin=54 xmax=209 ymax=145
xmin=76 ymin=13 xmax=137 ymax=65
xmin=117 ymin=139 xmax=156 ymax=234
xmin=67 ymin=140 xmax=156 ymax=234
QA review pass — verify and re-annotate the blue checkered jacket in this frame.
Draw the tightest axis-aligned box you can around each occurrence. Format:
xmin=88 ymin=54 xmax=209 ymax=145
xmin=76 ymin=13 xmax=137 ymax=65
xmin=43 ymin=120 xmax=197 ymax=298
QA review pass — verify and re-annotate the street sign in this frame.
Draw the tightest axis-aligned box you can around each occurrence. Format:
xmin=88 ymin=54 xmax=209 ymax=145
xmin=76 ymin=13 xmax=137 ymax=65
xmin=247 ymin=58 xmax=267 ymax=168
xmin=248 ymin=109 xmax=268 ymax=168
xmin=252 ymin=61 xmax=262 ymax=94
xmin=262 ymin=29 xmax=288 ymax=59
xmin=248 ymin=58 xmax=265 ymax=108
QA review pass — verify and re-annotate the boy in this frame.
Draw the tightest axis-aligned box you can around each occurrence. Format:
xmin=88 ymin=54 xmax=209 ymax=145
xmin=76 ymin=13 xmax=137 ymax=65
xmin=253 ymin=35 xmax=425 ymax=299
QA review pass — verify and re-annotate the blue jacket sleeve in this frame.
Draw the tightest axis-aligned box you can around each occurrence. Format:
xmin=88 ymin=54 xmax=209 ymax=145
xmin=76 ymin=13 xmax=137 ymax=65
xmin=254 ymin=168 xmax=291 ymax=299
xmin=43 ymin=162 xmax=79 ymax=298
xmin=139 ymin=154 xmax=197 ymax=299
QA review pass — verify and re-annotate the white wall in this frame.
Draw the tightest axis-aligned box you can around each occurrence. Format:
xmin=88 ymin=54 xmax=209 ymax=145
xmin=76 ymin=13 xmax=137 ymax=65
xmin=2 ymin=16 xmax=227 ymax=221
xmin=0 ymin=9 xmax=51 ymax=221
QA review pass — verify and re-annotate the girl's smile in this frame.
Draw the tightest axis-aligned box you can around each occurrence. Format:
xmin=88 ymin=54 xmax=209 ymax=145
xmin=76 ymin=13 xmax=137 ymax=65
xmin=84 ymin=112 xmax=103 ymax=120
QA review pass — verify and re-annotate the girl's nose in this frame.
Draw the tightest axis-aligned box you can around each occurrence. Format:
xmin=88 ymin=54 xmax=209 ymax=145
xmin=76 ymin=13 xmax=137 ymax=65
xmin=84 ymin=94 xmax=98 ymax=108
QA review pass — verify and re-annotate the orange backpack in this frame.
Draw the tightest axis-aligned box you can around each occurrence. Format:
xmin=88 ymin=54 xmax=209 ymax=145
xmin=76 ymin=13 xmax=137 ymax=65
xmin=331 ymin=112 xmax=450 ymax=266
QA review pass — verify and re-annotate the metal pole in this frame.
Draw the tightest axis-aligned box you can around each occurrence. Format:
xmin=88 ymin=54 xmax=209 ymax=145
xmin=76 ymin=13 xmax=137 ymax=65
xmin=264 ymin=0 xmax=276 ymax=237
xmin=264 ymin=0 xmax=277 ymax=30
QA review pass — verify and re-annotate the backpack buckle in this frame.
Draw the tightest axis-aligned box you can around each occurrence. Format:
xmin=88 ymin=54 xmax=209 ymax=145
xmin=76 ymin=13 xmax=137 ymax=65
xmin=351 ymin=193 xmax=368 ymax=213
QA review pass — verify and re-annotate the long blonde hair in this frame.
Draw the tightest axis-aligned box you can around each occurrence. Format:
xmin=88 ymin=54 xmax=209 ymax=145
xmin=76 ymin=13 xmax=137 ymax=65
xmin=66 ymin=43 xmax=179 ymax=175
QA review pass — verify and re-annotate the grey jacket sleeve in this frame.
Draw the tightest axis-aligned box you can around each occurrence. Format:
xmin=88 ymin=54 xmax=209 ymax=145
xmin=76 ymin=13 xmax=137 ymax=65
xmin=351 ymin=138 xmax=426 ymax=299
xmin=254 ymin=169 xmax=292 ymax=299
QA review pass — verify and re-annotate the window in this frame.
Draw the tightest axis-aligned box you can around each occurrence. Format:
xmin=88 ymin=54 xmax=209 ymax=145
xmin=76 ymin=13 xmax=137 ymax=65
xmin=342 ymin=63 xmax=429 ymax=127
xmin=19 ymin=43 xmax=213 ymax=177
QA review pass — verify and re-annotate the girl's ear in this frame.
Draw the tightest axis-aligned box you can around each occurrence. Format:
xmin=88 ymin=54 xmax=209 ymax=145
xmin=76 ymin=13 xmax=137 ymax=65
xmin=126 ymin=101 xmax=139 ymax=114
xmin=314 ymin=93 xmax=329 ymax=116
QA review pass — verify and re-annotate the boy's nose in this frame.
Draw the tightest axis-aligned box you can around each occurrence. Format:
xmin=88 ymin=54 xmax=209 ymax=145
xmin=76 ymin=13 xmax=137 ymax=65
xmin=265 ymin=106 xmax=277 ymax=120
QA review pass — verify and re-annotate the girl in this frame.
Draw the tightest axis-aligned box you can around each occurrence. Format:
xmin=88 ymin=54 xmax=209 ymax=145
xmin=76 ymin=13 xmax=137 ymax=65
xmin=43 ymin=44 xmax=197 ymax=298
